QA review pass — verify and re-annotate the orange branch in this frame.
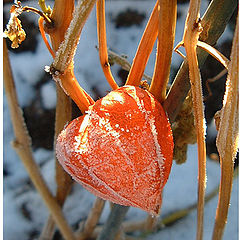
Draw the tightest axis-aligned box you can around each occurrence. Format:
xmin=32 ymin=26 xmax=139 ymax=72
xmin=149 ymin=0 xmax=177 ymax=103
xmin=96 ymin=0 xmax=118 ymax=90
xmin=126 ymin=2 xmax=158 ymax=86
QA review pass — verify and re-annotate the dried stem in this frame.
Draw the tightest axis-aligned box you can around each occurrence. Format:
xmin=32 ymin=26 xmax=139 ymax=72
xmin=212 ymin=14 xmax=239 ymax=240
xmin=196 ymin=41 xmax=229 ymax=69
xmin=182 ymin=0 xmax=206 ymax=239
xmin=45 ymin=0 xmax=95 ymax=112
xmin=3 ymin=39 xmax=76 ymax=240
xmin=76 ymin=198 xmax=105 ymax=240
xmin=40 ymin=84 xmax=74 ymax=240
xmin=149 ymin=0 xmax=177 ymax=103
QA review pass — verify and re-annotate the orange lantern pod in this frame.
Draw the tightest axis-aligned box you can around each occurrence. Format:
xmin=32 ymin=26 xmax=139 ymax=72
xmin=56 ymin=85 xmax=174 ymax=215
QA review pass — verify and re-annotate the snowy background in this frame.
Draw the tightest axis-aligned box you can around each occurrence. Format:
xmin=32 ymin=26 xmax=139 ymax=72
xmin=3 ymin=0 xmax=238 ymax=239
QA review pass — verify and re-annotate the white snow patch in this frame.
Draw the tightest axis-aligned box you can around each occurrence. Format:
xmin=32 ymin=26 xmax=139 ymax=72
xmin=40 ymin=82 xmax=57 ymax=109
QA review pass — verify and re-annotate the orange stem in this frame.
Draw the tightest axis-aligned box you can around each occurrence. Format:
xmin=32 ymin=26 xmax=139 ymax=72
xmin=57 ymin=66 xmax=94 ymax=112
xmin=149 ymin=0 xmax=177 ymax=103
xmin=38 ymin=17 xmax=55 ymax=58
xmin=126 ymin=2 xmax=158 ymax=86
xmin=96 ymin=0 xmax=118 ymax=90
xmin=39 ymin=0 xmax=95 ymax=113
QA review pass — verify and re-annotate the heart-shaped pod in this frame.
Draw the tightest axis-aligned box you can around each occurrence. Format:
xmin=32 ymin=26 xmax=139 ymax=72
xmin=56 ymin=85 xmax=173 ymax=215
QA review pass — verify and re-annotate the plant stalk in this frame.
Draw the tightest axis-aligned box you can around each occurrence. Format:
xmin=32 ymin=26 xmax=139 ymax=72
xmin=182 ymin=0 xmax=206 ymax=239
xmin=212 ymin=14 xmax=239 ymax=240
xmin=149 ymin=0 xmax=177 ymax=103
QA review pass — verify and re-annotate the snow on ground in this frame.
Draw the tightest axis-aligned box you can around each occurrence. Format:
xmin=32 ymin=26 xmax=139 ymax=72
xmin=3 ymin=0 xmax=238 ymax=239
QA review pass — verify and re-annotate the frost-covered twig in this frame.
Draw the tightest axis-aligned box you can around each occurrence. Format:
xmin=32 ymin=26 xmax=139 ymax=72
xmin=52 ymin=0 xmax=96 ymax=73
xmin=3 ymin=39 xmax=76 ymax=240
xmin=212 ymin=14 xmax=239 ymax=240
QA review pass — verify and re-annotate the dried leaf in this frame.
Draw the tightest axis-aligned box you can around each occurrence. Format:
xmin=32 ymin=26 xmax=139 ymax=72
xmin=4 ymin=5 xmax=26 ymax=48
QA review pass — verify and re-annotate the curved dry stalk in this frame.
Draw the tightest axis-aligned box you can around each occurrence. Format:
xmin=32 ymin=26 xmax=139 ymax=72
xmin=96 ymin=0 xmax=118 ymax=90
xmin=212 ymin=14 xmax=239 ymax=240
xmin=182 ymin=0 xmax=206 ymax=240
xmin=197 ymin=41 xmax=229 ymax=69
xmin=149 ymin=0 xmax=177 ymax=103
xmin=3 ymin=39 xmax=76 ymax=240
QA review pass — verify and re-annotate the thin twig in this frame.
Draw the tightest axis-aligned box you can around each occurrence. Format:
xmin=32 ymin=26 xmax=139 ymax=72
xmin=39 ymin=1 xmax=75 ymax=239
xmin=3 ymin=39 xmax=76 ymax=240
xmin=39 ymin=84 xmax=74 ymax=240
xmin=197 ymin=41 xmax=229 ymax=69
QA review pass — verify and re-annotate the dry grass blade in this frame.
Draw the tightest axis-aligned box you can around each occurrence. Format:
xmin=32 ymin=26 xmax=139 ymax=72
xmin=212 ymin=14 xmax=239 ymax=240
xmin=182 ymin=0 xmax=206 ymax=239
xmin=3 ymin=39 xmax=76 ymax=240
